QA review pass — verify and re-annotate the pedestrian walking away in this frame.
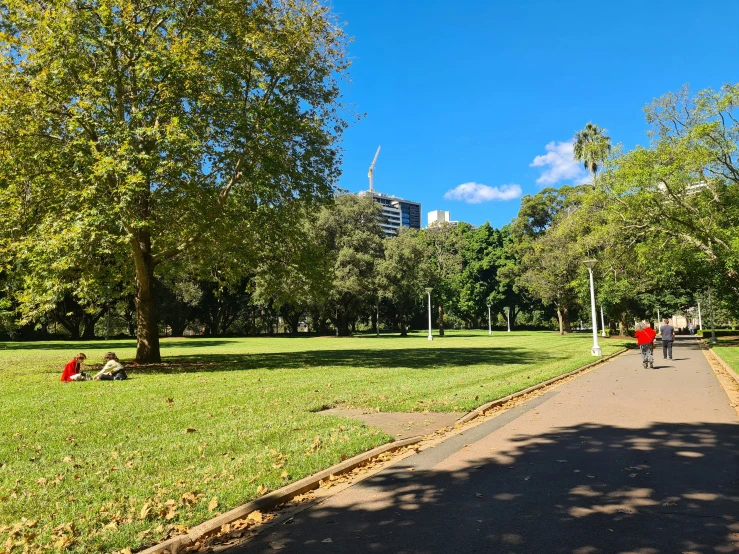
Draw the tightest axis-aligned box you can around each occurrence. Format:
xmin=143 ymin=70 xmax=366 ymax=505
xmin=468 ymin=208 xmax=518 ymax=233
xmin=659 ymin=318 xmax=675 ymax=360
xmin=634 ymin=321 xmax=656 ymax=368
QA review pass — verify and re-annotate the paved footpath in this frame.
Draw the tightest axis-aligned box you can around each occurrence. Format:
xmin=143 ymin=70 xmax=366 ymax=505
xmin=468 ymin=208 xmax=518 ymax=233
xmin=225 ymin=338 xmax=739 ymax=554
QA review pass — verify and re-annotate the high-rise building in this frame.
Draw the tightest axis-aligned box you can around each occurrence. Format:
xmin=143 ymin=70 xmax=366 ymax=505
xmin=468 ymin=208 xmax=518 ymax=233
xmin=359 ymin=190 xmax=421 ymax=237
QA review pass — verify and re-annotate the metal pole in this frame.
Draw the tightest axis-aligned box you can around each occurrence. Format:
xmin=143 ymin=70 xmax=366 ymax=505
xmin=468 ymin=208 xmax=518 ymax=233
xmin=587 ymin=266 xmax=602 ymax=356
xmin=708 ymin=286 xmax=717 ymax=344
xmin=506 ymin=307 xmax=511 ymax=332
xmin=487 ymin=304 xmax=491 ymax=335
xmin=426 ymin=289 xmax=433 ymax=341
xmin=600 ymin=305 xmax=607 ymax=337
xmin=376 ymin=302 xmax=380 ymax=337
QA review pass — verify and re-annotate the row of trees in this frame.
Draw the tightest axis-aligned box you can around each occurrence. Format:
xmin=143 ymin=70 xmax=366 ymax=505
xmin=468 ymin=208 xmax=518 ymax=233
xmin=1 ymin=0 xmax=736 ymax=361
xmin=507 ymin=84 xmax=739 ymax=334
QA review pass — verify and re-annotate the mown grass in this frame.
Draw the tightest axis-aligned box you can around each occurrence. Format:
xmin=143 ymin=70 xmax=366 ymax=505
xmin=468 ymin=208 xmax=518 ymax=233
xmin=711 ymin=337 xmax=739 ymax=375
xmin=0 ymin=331 xmax=629 ymax=553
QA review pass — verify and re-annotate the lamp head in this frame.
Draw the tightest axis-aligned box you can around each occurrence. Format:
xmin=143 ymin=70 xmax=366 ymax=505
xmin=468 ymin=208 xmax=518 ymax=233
xmin=424 ymin=287 xmax=433 ymax=294
xmin=583 ymin=259 xmax=597 ymax=269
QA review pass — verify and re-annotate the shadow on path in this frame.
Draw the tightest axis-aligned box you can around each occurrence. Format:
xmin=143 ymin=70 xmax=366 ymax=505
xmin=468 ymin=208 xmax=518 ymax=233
xmin=228 ymin=421 xmax=739 ymax=554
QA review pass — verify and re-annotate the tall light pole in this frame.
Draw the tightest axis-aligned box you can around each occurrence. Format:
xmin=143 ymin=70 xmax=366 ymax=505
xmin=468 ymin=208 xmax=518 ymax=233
xmin=708 ymin=286 xmax=717 ymax=344
xmin=487 ymin=303 xmax=492 ymax=335
xmin=697 ymin=301 xmax=703 ymax=330
xmin=583 ymin=260 xmax=602 ymax=356
xmin=425 ymin=287 xmax=433 ymax=341
xmin=600 ymin=305 xmax=607 ymax=337
xmin=505 ymin=307 xmax=511 ymax=332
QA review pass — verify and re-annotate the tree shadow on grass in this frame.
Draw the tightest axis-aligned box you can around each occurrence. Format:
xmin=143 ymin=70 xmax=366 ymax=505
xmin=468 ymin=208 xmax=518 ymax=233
xmin=0 ymin=338 xmax=240 ymax=351
xmin=132 ymin=346 xmax=548 ymax=374
xmin=225 ymin=421 xmax=739 ymax=554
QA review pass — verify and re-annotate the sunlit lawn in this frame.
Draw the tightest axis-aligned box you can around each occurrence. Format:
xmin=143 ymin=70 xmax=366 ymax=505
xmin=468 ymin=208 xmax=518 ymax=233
xmin=0 ymin=331 xmax=629 ymax=553
xmin=711 ymin=337 xmax=739 ymax=375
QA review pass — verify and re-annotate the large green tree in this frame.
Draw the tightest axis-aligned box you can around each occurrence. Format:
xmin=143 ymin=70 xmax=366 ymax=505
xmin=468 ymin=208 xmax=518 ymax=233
xmin=0 ymin=0 xmax=350 ymax=361
xmin=423 ymin=222 xmax=465 ymax=336
xmin=377 ymin=228 xmax=430 ymax=336
xmin=311 ymin=194 xmax=384 ymax=335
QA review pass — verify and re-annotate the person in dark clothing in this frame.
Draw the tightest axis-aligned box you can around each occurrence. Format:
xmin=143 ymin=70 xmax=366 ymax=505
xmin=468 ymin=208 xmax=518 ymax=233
xmin=659 ymin=318 xmax=675 ymax=360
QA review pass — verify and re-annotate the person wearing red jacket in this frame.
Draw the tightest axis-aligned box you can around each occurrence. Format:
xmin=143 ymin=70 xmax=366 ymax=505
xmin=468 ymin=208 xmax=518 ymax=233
xmin=634 ymin=321 xmax=656 ymax=369
xmin=60 ymin=353 xmax=88 ymax=382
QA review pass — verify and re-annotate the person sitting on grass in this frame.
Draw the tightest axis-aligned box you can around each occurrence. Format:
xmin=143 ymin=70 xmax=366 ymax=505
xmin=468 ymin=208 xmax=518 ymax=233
xmin=634 ymin=321 xmax=656 ymax=369
xmin=61 ymin=353 xmax=90 ymax=382
xmin=94 ymin=352 xmax=128 ymax=381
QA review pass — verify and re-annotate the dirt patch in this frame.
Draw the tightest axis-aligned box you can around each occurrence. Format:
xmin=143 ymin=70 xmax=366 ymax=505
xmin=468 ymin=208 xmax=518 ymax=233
xmin=319 ymin=408 xmax=464 ymax=440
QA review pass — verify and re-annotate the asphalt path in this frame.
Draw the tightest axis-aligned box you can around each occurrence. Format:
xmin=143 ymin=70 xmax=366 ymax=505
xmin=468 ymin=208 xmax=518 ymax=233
xmin=225 ymin=337 xmax=739 ymax=554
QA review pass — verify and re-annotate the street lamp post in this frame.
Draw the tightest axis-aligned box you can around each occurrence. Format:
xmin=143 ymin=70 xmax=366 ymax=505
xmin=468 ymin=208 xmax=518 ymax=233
xmin=487 ymin=303 xmax=492 ymax=335
xmin=708 ymin=286 xmax=717 ymax=344
xmin=425 ymin=287 xmax=433 ymax=341
xmin=583 ymin=260 xmax=602 ymax=356
xmin=697 ymin=302 xmax=703 ymax=331
xmin=600 ymin=305 xmax=607 ymax=337
xmin=505 ymin=307 xmax=511 ymax=332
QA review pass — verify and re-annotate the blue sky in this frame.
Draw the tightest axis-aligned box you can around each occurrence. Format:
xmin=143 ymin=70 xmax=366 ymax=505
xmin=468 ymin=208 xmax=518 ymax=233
xmin=330 ymin=0 xmax=739 ymax=228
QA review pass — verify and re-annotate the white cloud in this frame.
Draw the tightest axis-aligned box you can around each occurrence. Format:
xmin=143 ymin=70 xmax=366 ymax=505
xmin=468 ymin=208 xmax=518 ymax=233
xmin=530 ymin=140 xmax=590 ymax=186
xmin=444 ymin=182 xmax=522 ymax=204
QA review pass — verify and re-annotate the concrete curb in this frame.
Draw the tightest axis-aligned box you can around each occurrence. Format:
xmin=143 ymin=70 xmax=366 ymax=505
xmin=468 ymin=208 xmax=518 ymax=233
xmin=703 ymin=344 xmax=739 ymax=387
xmin=138 ymin=435 xmax=423 ymax=554
xmin=454 ymin=348 xmax=629 ymax=426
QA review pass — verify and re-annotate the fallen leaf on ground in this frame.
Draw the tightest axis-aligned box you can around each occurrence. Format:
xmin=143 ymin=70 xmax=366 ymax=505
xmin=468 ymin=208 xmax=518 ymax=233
xmin=322 ymin=538 xmax=333 ymax=543
xmin=208 ymin=497 xmax=218 ymax=512
xmin=186 ymin=428 xmax=197 ymax=433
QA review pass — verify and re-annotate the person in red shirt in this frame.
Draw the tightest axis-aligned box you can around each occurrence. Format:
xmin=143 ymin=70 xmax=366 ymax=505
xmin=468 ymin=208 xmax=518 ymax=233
xmin=60 ymin=353 xmax=88 ymax=382
xmin=634 ymin=321 xmax=656 ymax=368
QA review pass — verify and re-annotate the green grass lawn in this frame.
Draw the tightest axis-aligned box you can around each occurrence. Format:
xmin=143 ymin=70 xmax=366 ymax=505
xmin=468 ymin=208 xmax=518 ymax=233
xmin=0 ymin=331 xmax=628 ymax=553
xmin=711 ymin=337 xmax=739 ymax=374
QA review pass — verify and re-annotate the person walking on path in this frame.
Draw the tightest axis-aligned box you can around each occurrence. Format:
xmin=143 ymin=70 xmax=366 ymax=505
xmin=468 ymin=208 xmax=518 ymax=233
xmin=659 ymin=318 xmax=675 ymax=360
xmin=634 ymin=321 xmax=656 ymax=368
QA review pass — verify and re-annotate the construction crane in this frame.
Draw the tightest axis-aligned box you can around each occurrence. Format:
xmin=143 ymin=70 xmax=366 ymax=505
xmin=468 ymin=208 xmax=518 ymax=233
xmin=367 ymin=146 xmax=381 ymax=192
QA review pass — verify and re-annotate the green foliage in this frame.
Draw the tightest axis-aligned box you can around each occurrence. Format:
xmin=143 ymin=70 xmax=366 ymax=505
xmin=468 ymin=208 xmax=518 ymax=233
xmin=573 ymin=122 xmax=611 ymax=177
xmin=377 ymin=228 xmax=431 ymax=334
xmin=0 ymin=0 xmax=352 ymax=361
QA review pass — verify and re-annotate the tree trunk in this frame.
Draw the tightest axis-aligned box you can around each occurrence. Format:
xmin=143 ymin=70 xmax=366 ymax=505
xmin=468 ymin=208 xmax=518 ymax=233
xmin=438 ymin=304 xmax=445 ymax=337
xmin=619 ymin=313 xmax=629 ymax=336
xmin=562 ymin=306 xmax=572 ymax=333
xmin=399 ymin=318 xmax=408 ymax=337
xmin=81 ymin=313 xmax=97 ymax=339
xmin=559 ymin=306 xmax=572 ymax=334
xmin=557 ymin=308 xmax=564 ymax=335
xmin=131 ymin=232 xmax=161 ymax=363
xmin=609 ymin=318 xmax=617 ymax=335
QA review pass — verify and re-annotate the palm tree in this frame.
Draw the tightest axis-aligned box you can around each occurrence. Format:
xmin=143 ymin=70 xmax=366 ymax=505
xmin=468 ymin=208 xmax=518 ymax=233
xmin=573 ymin=122 xmax=611 ymax=178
